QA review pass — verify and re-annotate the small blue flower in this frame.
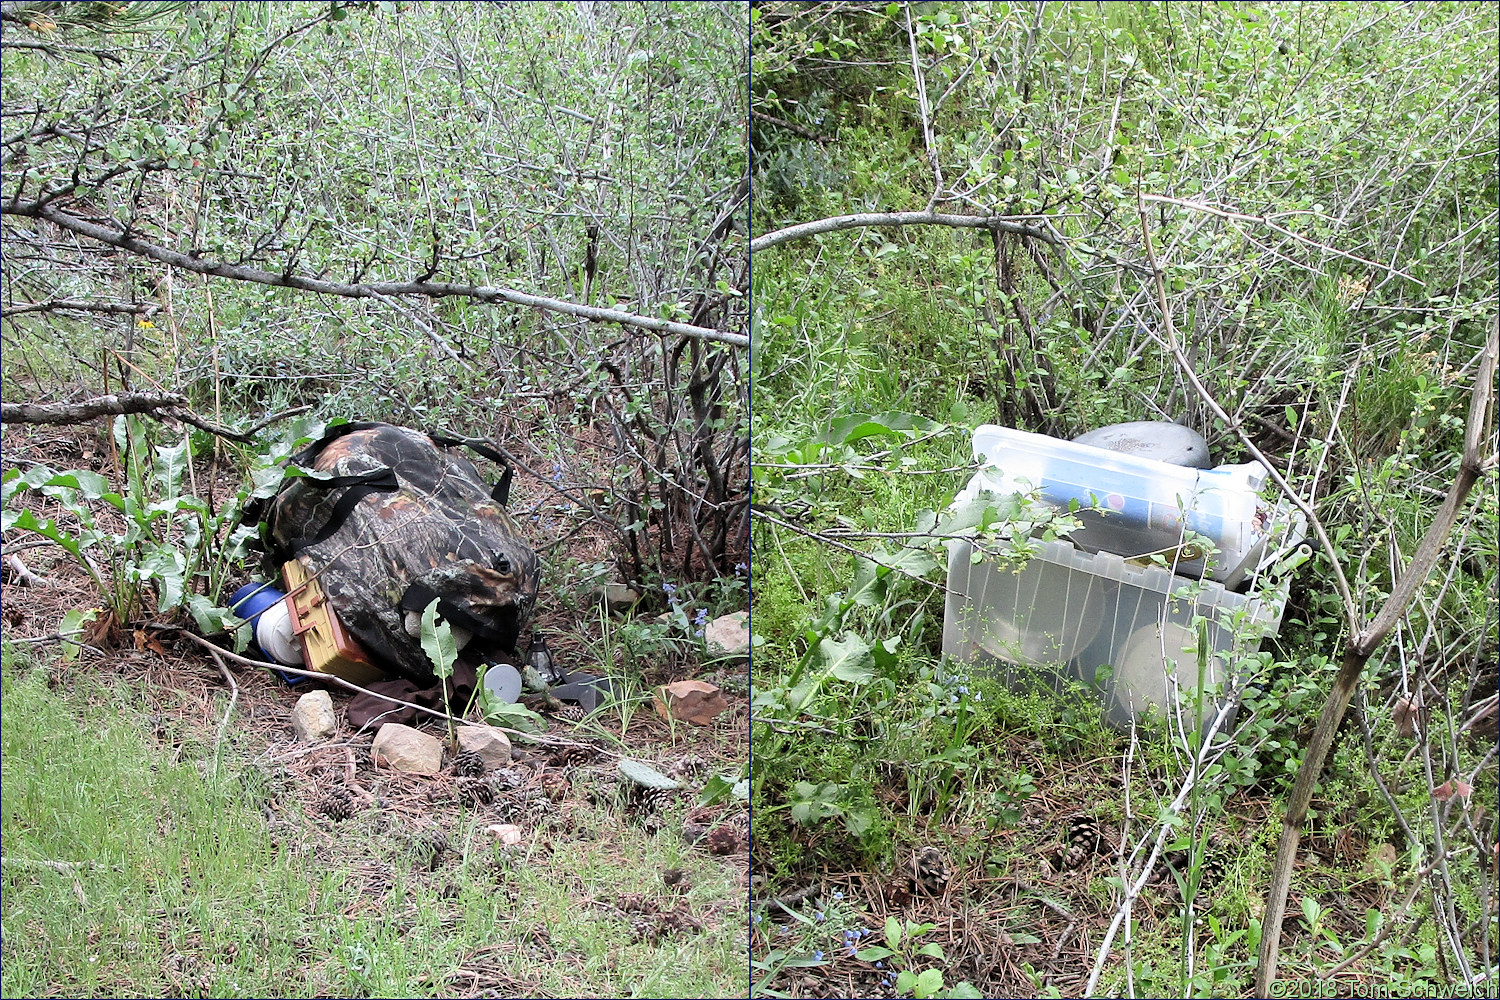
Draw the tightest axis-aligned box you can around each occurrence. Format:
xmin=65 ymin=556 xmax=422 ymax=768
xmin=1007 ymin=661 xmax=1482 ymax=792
xmin=753 ymin=913 xmax=761 ymax=923
xmin=695 ymin=629 xmax=704 ymax=637
xmin=735 ymin=562 xmax=748 ymax=573
xmin=958 ymin=685 xmax=969 ymax=694
xmin=832 ymin=890 xmax=844 ymax=900
xmin=875 ymin=961 xmax=883 ymax=969
xmin=662 ymin=582 xmax=678 ymax=595
xmin=694 ymin=608 xmax=709 ymax=626
xmin=950 ymin=694 xmax=959 ymax=703
xmin=974 ymin=691 xmax=982 ymax=702
xmin=812 ymin=950 xmax=824 ymax=961
xmin=815 ymin=911 xmax=824 ymax=921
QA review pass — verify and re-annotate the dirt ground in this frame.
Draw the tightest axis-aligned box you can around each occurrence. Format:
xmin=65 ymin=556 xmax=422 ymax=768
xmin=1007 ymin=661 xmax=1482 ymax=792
xmin=1 ymin=420 xmax=750 ymax=996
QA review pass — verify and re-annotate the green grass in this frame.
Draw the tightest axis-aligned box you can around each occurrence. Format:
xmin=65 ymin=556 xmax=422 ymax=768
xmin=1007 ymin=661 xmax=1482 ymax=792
xmin=1 ymin=645 xmax=746 ymax=998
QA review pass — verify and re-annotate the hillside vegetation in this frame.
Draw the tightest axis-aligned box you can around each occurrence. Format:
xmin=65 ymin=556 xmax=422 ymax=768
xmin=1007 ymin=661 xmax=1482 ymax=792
xmin=749 ymin=3 xmax=1496 ymax=997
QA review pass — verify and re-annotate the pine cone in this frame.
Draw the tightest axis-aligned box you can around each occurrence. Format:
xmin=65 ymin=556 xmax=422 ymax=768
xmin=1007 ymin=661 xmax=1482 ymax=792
xmin=911 ymin=845 xmax=951 ymax=895
xmin=452 ymin=749 xmax=487 ymax=778
xmin=319 ymin=786 xmax=355 ymax=821
xmin=705 ymin=824 xmax=740 ymax=855
xmin=1065 ymin=814 xmax=1105 ymax=855
xmin=458 ymin=777 xmax=495 ymax=807
xmin=638 ymin=786 xmax=679 ymax=813
xmin=551 ymin=704 xmax=586 ymax=723
xmin=548 ymin=744 xmax=596 ymax=768
xmin=666 ymin=753 xmax=708 ymax=781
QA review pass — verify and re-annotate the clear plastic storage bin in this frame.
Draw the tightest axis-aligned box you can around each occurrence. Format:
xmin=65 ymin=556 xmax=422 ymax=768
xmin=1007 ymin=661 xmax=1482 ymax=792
xmin=941 ymin=535 xmax=1294 ymax=730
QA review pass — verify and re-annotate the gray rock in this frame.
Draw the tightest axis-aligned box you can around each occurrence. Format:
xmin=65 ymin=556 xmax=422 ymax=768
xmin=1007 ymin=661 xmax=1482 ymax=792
xmin=371 ymin=723 xmax=444 ymax=774
xmin=1072 ymin=421 xmax=1211 ymax=468
xmin=592 ymin=583 xmax=641 ymax=611
xmin=703 ymin=611 xmax=750 ymax=660
xmin=291 ymin=690 xmax=338 ymax=742
xmin=456 ymin=724 xmax=512 ymax=770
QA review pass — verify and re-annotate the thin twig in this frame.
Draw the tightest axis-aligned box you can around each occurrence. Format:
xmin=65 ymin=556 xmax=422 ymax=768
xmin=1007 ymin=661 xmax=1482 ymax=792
xmin=750 ymin=506 xmax=947 ymax=593
xmin=750 ymin=210 xmax=1059 ymax=254
xmin=1140 ymin=193 xmax=1424 ymax=287
xmin=208 ymin=648 xmax=239 ymax=774
xmin=1135 ymin=196 xmax=1359 ymax=633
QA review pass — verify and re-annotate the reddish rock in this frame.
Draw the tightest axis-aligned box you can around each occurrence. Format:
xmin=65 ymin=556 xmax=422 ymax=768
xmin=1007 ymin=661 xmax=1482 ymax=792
xmin=654 ymin=680 xmax=728 ymax=726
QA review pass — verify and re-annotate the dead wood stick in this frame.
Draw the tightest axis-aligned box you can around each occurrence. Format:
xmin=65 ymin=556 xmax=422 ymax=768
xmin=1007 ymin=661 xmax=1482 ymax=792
xmin=1 ymin=392 xmax=187 ymax=424
xmin=3 ymin=552 xmax=49 ymax=587
xmin=2 ymin=198 xmax=748 ymax=349
xmin=1 ymin=393 xmax=310 ymax=443
xmin=750 ymin=210 xmax=1059 ymax=254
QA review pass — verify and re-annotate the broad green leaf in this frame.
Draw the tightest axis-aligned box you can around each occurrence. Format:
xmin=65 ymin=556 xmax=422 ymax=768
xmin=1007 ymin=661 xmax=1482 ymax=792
xmin=819 ymin=633 xmax=873 ymax=683
xmin=884 ymin=915 xmax=901 ymax=950
xmin=818 ymin=410 xmax=942 ymax=447
xmin=153 ymin=439 xmax=191 ymax=498
xmin=58 ymin=608 xmax=101 ymax=663
xmin=849 ymin=556 xmax=887 ymax=606
xmin=43 ymin=469 xmax=110 ymax=498
xmin=419 ymin=598 xmax=458 ymax=680
xmin=480 ymin=700 xmax=545 ymax=733
xmin=871 ymin=636 xmax=901 ymax=671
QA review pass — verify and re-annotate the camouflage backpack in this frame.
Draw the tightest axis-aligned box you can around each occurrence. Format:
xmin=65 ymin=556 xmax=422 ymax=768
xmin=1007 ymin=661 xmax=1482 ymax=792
xmin=253 ymin=422 xmax=538 ymax=685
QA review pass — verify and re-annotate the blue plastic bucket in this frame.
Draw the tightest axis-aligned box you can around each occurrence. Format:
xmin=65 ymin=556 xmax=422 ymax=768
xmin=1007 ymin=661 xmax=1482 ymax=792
xmin=228 ymin=582 xmax=304 ymax=683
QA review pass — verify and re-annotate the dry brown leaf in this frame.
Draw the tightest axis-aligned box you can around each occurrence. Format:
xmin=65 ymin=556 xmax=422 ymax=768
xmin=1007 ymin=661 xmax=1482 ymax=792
xmin=1433 ymin=779 xmax=1473 ymax=802
xmin=1392 ymin=695 xmax=1426 ymax=739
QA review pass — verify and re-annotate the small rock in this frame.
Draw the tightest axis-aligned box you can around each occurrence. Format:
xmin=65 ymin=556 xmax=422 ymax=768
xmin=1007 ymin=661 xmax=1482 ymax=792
xmin=703 ymin=611 xmax=750 ymax=660
xmin=456 ymin=724 xmax=512 ymax=770
xmin=592 ymin=583 xmax=640 ymax=611
xmin=486 ymin=823 xmax=524 ymax=846
xmin=654 ymin=680 xmax=728 ymax=726
xmin=291 ymin=690 xmax=338 ymax=742
xmin=1365 ymin=843 xmax=1399 ymax=875
xmin=371 ymin=723 xmax=444 ymax=774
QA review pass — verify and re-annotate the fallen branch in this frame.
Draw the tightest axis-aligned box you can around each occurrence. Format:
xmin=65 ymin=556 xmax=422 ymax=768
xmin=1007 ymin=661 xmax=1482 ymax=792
xmin=750 ymin=210 xmax=1059 ymax=254
xmin=0 ymin=393 xmax=311 ymax=442
xmin=3 ymin=552 xmax=50 ymax=587
xmin=4 ymin=198 xmax=748 ymax=348
xmin=1 ymin=392 xmax=187 ymax=424
xmin=2 ymin=297 xmax=157 ymax=317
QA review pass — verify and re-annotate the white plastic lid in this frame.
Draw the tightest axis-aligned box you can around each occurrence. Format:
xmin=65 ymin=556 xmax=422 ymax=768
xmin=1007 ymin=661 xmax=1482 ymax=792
xmin=255 ymin=599 xmax=305 ymax=666
xmin=483 ymin=662 xmax=523 ymax=704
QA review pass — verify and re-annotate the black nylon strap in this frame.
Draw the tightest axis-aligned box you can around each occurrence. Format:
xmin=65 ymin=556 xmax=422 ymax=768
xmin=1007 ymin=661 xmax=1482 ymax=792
xmin=400 ymin=583 xmax=509 ymax=645
xmin=287 ymin=467 xmax=400 ymax=553
xmin=426 ymin=430 xmax=515 ymax=506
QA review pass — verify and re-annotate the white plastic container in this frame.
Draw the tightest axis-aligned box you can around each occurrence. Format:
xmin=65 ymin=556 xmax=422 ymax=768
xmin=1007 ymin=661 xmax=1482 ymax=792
xmin=941 ymin=535 xmax=1293 ymax=730
xmin=962 ymin=424 xmax=1290 ymax=587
